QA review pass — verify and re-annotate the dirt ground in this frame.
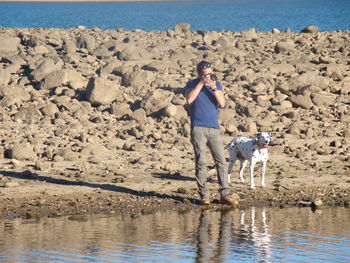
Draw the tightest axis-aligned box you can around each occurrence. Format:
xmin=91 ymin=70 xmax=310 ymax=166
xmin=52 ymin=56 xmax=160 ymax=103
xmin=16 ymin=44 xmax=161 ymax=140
xmin=1 ymin=137 xmax=349 ymax=219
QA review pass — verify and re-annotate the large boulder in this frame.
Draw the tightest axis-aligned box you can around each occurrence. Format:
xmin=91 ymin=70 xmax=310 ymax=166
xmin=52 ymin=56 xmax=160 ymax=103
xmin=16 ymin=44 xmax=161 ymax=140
xmin=140 ymin=89 xmax=173 ymax=116
xmin=173 ymin=23 xmax=190 ymax=34
xmin=39 ymin=103 xmax=60 ymax=117
xmin=0 ymin=85 xmax=31 ymax=107
xmin=0 ymin=35 xmax=21 ymax=55
xmin=5 ymin=144 xmax=36 ymax=161
xmin=13 ymin=106 xmax=42 ymax=123
xmin=81 ymin=143 xmax=109 ymax=156
xmin=290 ymin=93 xmax=313 ymax=109
xmin=118 ymin=46 xmax=152 ymax=61
xmin=30 ymin=58 xmax=63 ymax=82
xmin=311 ymin=92 xmax=337 ymax=107
xmin=301 ymin=25 xmax=318 ymax=33
xmin=85 ymin=77 xmax=120 ymax=105
xmin=0 ymin=69 xmax=11 ymax=87
xmin=240 ymin=28 xmax=258 ymax=40
xmin=274 ymin=41 xmax=296 ymax=54
xmin=39 ymin=70 xmax=69 ymax=90
xmin=287 ymin=72 xmax=330 ymax=91
xmin=76 ymin=33 xmax=96 ymax=50
xmin=62 ymin=37 xmax=77 ymax=54
xmin=268 ymin=63 xmax=295 ymax=75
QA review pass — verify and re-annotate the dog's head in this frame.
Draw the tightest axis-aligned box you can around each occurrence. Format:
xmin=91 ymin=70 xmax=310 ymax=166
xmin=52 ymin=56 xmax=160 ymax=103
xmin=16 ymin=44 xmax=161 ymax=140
xmin=256 ymin=132 xmax=272 ymax=148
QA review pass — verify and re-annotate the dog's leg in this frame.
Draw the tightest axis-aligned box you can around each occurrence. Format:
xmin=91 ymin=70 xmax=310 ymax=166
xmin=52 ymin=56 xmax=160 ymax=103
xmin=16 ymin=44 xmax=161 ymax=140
xmin=227 ymin=148 xmax=237 ymax=185
xmin=261 ymin=161 xmax=267 ymax=188
xmin=239 ymin=160 xmax=247 ymax=184
xmin=249 ymin=159 xmax=256 ymax=189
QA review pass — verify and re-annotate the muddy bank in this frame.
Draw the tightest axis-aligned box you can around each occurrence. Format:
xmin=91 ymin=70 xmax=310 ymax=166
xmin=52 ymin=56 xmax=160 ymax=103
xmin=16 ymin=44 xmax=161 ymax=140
xmin=0 ymin=24 xmax=349 ymax=218
xmin=1 ymin=181 xmax=349 ymax=219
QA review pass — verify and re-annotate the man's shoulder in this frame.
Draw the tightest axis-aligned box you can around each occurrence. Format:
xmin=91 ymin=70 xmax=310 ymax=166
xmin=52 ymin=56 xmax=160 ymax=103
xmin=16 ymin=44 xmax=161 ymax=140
xmin=185 ymin=78 xmax=199 ymax=88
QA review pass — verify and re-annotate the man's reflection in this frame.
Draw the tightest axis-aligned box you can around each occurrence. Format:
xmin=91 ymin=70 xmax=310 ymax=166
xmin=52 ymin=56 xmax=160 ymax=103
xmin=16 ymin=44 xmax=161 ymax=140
xmin=195 ymin=207 xmax=272 ymax=262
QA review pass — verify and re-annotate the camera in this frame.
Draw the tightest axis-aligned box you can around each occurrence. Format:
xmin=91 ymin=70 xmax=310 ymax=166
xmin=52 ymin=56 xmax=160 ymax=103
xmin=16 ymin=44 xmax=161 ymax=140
xmin=210 ymin=74 xmax=217 ymax=81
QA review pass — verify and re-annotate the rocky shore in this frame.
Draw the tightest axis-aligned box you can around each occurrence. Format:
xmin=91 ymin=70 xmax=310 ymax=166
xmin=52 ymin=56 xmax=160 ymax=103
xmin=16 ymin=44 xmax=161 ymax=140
xmin=0 ymin=24 xmax=349 ymax=218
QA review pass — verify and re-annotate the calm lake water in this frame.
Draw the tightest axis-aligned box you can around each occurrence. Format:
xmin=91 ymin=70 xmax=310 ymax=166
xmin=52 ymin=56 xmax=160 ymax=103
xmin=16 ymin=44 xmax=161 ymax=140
xmin=0 ymin=0 xmax=349 ymax=32
xmin=0 ymin=207 xmax=349 ymax=262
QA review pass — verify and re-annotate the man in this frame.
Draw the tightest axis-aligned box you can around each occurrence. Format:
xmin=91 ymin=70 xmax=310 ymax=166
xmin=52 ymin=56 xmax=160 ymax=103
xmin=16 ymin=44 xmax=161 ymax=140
xmin=185 ymin=61 xmax=238 ymax=206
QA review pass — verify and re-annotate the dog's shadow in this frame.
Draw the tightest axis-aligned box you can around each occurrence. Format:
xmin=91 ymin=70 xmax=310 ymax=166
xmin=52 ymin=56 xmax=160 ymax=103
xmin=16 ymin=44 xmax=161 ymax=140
xmin=0 ymin=170 xmax=198 ymax=204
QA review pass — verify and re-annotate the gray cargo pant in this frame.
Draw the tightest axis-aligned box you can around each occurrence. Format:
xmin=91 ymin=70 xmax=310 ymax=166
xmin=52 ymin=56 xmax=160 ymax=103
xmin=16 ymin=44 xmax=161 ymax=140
xmin=191 ymin=126 xmax=230 ymax=199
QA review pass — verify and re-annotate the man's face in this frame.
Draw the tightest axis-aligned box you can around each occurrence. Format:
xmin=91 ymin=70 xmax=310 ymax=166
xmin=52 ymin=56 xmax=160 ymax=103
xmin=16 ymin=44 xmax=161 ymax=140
xmin=200 ymin=67 xmax=213 ymax=77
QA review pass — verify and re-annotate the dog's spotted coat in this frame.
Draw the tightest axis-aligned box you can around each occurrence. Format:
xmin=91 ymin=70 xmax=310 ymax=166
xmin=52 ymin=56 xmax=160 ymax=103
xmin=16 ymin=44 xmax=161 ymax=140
xmin=226 ymin=132 xmax=272 ymax=189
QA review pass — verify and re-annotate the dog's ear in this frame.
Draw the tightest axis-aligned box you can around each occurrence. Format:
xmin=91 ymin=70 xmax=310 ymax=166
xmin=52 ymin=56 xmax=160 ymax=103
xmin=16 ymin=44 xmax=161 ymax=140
xmin=268 ymin=132 xmax=272 ymax=139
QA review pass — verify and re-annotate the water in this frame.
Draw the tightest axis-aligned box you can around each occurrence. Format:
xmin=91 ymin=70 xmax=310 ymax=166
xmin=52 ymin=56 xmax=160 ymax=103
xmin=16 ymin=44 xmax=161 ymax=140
xmin=0 ymin=0 xmax=349 ymax=32
xmin=0 ymin=207 xmax=349 ymax=262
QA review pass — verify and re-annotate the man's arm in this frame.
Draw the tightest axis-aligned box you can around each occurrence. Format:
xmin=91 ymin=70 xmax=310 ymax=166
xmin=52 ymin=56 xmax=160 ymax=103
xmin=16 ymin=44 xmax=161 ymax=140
xmin=207 ymin=80 xmax=226 ymax=108
xmin=186 ymin=79 xmax=205 ymax=105
xmin=213 ymin=89 xmax=226 ymax=108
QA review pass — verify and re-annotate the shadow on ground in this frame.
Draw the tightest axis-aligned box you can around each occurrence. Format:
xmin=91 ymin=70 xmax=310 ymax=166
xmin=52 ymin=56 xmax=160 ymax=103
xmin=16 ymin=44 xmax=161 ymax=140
xmin=1 ymin=170 xmax=199 ymax=204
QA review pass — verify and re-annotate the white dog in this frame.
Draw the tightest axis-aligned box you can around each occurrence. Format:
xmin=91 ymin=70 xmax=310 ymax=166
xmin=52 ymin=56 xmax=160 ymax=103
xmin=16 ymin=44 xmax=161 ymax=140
xmin=226 ymin=132 xmax=272 ymax=189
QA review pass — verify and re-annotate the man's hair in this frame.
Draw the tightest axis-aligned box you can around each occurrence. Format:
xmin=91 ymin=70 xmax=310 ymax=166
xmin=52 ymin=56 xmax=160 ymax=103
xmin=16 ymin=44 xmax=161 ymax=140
xmin=196 ymin=61 xmax=212 ymax=74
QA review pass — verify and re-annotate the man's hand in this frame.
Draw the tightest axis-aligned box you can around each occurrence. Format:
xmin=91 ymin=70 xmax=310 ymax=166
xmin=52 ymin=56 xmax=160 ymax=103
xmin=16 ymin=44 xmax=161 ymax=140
xmin=203 ymin=75 xmax=217 ymax=90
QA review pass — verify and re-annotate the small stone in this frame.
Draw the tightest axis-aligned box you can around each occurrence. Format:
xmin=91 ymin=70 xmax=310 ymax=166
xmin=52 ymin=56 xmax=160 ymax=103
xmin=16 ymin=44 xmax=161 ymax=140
xmin=4 ymin=181 xmax=19 ymax=187
xmin=177 ymin=187 xmax=188 ymax=194
xmin=311 ymin=198 xmax=324 ymax=207
xmin=182 ymin=198 xmax=191 ymax=204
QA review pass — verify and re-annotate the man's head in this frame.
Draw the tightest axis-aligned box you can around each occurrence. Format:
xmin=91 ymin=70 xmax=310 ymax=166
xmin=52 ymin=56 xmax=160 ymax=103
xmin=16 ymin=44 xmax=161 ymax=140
xmin=196 ymin=61 xmax=213 ymax=77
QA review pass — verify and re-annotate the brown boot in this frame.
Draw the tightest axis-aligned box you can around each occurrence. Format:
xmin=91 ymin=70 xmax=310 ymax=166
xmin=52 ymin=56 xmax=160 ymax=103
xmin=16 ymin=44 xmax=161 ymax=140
xmin=220 ymin=194 xmax=239 ymax=206
xmin=200 ymin=198 xmax=211 ymax=205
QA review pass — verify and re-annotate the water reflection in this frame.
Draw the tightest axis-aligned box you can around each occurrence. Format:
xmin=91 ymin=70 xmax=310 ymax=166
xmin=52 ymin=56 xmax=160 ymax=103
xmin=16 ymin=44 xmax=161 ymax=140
xmin=0 ymin=207 xmax=349 ymax=262
xmin=196 ymin=207 xmax=273 ymax=263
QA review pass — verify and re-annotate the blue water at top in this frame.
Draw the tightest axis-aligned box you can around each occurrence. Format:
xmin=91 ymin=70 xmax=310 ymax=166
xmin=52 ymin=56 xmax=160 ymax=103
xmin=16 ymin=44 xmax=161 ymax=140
xmin=0 ymin=0 xmax=349 ymax=32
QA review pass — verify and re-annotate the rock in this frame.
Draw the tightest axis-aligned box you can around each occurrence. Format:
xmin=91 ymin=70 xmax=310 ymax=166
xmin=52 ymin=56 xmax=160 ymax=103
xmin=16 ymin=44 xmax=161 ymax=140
xmin=301 ymin=25 xmax=318 ymax=33
xmin=311 ymin=198 xmax=324 ymax=208
xmin=130 ymin=108 xmax=148 ymax=122
xmin=76 ymin=33 xmax=96 ymax=50
xmin=268 ymin=63 xmax=295 ymax=75
xmin=0 ymin=69 xmax=11 ymax=87
xmin=290 ymin=93 xmax=313 ymax=109
xmin=274 ymin=41 xmax=296 ymax=54
xmin=240 ymin=28 xmax=257 ymax=39
xmin=4 ymin=181 xmax=20 ymax=188
xmin=162 ymin=104 xmax=177 ymax=117
xmin=81 ymin=143 xmax=109 ymax=156
xmin=30 ymin=58 xmax=63 ymax=82
xmin=203 ymin=31 xmax=220 ymax=45
xmin=343 ymin=129 xmax=350 ymax=138
xmin=0 ymin=85 xmax=31 ymax=107
xmin=5 ymin=144 xmax=36 ymax=161
xmin=271 ymin=28 xmax=280 ymax=33
xmin=118 ymin=46 xmax=151 ymax=61
xmin=173 ymin=23 xmax=190 ymax=34
xmin=311 ymin=92 xmax=336 ymax=107
xmin=55 ymin=148 xmax=79 ymax=161
xmin=319 ymin=56 xmax=336 ymax=64
xmin=140 ymin=90 xmax=172 ymax=116
xmin=0 ymin=35 xmax=21 ymax=54
xmin=62 ymin=37 xmax=76 ymax=53
xmin=85 ymin=77 xmax=120 ymax=105
xmin=39 ymin=69 xmax=69 ymax=90
xmin=111 ymin=102 xmax=132 ymax=118
xmin=142 ymin=60 xmax=173 ymax=73
xmin=13 ymin=106 xmax=42 ymax=123
xmin=93 ymin=45 xmax=112 ymax=59
xmin=39 ymin=103 xmax=59 ymax=116
xmin=34 ymin=160 xmax=45 ymax=170
xmin=287 ymin=72 xmax=330 ymax=91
